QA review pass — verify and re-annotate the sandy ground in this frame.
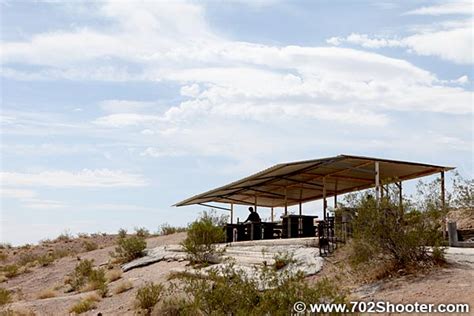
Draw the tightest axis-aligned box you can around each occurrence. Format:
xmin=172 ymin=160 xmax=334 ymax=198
xmin=355 ymin=249 xmax=474 ymax=311
xmin=2 ymin=233 xmax=187 ymax=315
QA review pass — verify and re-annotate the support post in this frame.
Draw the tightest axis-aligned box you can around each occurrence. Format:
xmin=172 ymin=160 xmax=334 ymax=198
xmin=323 ymin=176 xmax=327 ymax=221
xmin=398 ymin=181 xmax=403 ymax=213
xmin=299 ymin=187 xmax=303 ymax=216
xmin=284 ymin=187 xmax=288 ymax=216
xmin=441 ymin=171 xmax=446 ymax=238
xmin=254 ymin=194 xmax=258 ymax=213
xmin=334 ymin=179 xmax=338 ymax=208
xmin=230 ymin=203 xmax=234 ymax=224
xmin=271 ymin=207 xmax=274 ymax=222
xmin=441 ymin=171 xmax=446 ymax=211
xmin=375 ymin=161 xmax=380 ymax=205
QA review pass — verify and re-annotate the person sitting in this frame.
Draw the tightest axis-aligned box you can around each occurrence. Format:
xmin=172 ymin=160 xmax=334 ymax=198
xmin=244 ymin=206 xmax=261 ymax=223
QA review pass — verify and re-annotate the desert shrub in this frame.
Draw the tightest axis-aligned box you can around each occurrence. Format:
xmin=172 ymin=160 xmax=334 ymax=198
xmin=0 ymin=252 xmax=7 ymax=262
xmin=158 ymin=223 xmax=187 ymax=236
xmin=349 ymin=195 xmax=445 ymax=274
xmin=51 ymin=248 xmax=72 ymax=259
xmin=134 ymin=227 xmax=150 ymax=238
xmin=65 ymin=259 xmax=94 ymax=291
xmin=106 ymin=269 xmax=122 ymax=282
xmin=0 ymin=243 xmax=12 ymax=249
xmin=69 ymin=294 xmax=100 ymax=314
xmin=273 ymin=252 xmax=296 ymax=270
xmin=451 ymin=172 xmax=473 ymax=209
xmin=135 ymin=282 xmax=164 ymax=315
xmin=18 ymin=252 xmax=39 ymax=266
xmin=117 ymin=228 xmax=127 ymax=239
xmin=181 ymin=211 xmax=226 ymax=264
xmin=82 ymin=240 xmax=98 ymax=252
xmin=0 ymin=287 xmax=12 ymax=305
xmin=164 ymin=263 xmax=345 ymax=316
xmin=37 ymin=289 xmax=57 ymax=299
xmin=3 ymin=265 xmax=19 ymax=278
xmin=113 ymin=236 xmax=147 ymax=263
xmin=114 ymin=280 xmax=133 ymax=294
xmin=87 ymin=268 xmax=108 ymax=297
xmin=55 ymin=230 xmax=73 ymax=242
xmin=38 ymin=254 xmax=55 ymax=267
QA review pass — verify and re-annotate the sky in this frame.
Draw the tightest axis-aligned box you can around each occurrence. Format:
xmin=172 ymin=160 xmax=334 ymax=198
xmin=0 ymin=0 xmax=472 ymax=245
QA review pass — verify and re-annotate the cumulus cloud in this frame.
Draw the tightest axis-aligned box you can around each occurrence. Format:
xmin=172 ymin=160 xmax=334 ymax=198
xmin=0 ymin=169 xmax=147 ymax=188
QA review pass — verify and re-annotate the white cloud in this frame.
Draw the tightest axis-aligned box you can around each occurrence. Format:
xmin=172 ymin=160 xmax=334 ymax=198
xmin=405 ymin=1 xmax=472 ymax=16
xmin=327 ymin=25 xmax=473 ymax=64
xmin=0 ymin=169 xmax=147 ymax=188
xmin=99 ymin=100 xmax=155 ymax=114
xmin=93 ymin=113 xmax=162 ymax=127
xmin=180 ymin=84 xmax=201 ymax=97
xmin=1 ymin=188 xmax=37 ymax=199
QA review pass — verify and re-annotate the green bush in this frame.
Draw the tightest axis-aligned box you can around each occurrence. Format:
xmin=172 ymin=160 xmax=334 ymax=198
xmin=65 ymin=259 xmax=108 ymax=296
xmin=349 ymin=195 xmax=445 ymax=273
xmin=88 ymin=268 xmax=108 ymax=297
xmin=117 ymin=228 xmax=127 ymax=239
xmin=158 ymin=223 xmax=187 ymax=236
xmin=38 ymin=254 xmax=55 ymax=267
xmin=69 ymin=295 xmax=100 ymax=314
xmin=135 ymin=282 xmax=164 ymax=315
xmin=18 ymin=252 xmax=39 ymax=266
xmin=134 ymin=227 xmax=150 ymax=238
xmin=65 ymin=259 xmax=94 ymax=291
xmin=3 ymin=265 xmax=19 ymax=278
xmin=163 ymin=262 xmax=346 ymax=315
xmin=181 ymin=211 xmax=226 ymax=264
xmin=113 ymin=236 xmax=147 ymax=263
xmin=0 ymin=287 xmax=12 ymax=306
xmin=82 ymin=240 xmax=98 ymax=252
xmin=273 ymin=252 xmax=296 ymax=270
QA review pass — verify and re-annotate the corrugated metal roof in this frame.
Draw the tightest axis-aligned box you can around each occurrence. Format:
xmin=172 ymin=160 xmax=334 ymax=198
xmin=174 ymin=154 xmax=454 ymax=208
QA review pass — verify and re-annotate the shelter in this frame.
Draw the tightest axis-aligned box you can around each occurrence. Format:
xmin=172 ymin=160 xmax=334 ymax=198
xmin=175 ymin=154 xmax=454 ymax=222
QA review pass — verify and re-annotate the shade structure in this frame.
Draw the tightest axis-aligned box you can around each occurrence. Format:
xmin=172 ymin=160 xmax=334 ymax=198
xmin=174 ymin=154 xmax=454 ymax=208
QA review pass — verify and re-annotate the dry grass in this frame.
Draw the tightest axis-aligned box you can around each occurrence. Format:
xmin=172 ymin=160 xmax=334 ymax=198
xmin=37 ymin=289 xmax=57 ymax=299
xmin=106 ymin=269 xmax=122 ymax=282
xmin=1 ymin=307 xmax=36 ymax=316
xmin=114 ymin=280 xmax=133 ymax=294
xmin=69 ymin=293 xmax=101 ymax=314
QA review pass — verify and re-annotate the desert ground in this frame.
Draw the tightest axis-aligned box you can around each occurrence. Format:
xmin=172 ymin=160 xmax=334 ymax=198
xmin=1 ymin=210 xmax=473 ymax=315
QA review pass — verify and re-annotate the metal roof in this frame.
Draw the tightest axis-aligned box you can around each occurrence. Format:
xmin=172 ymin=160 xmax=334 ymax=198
xmin=174 ymin=154 xmax=454 ymax=208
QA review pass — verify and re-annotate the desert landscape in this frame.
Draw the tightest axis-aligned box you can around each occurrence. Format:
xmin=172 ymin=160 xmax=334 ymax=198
xmin=1 ymin=207 xmax=473 ymax=315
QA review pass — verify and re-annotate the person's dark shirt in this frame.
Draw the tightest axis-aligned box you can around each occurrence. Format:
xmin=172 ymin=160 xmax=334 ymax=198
xmin=245 ymin=212 xmax=261 ymax=223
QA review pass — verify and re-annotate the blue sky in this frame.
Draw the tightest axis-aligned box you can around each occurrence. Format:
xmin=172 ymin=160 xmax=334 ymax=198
xmin=1 ymin=0 xmax=472 ymax=245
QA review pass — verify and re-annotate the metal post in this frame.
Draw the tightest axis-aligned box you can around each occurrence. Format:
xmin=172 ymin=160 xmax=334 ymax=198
xmin=323 ymin=176 xmax=327 ymax=221
xmin=271 ymin=207 xmax=274 ymax=222
xmin=254 ymin=194 xmax=257 ymax=213
xmin=299 ymin=187 xmax=302 ymax=216
xmin=375 ymin=161 xmax=380 ymax=205
xmin=284 ymin=186 xmax=288 ymax=215
xmin=398 ymin=182 xmax=403 ymax=213
xmin=441 ymin=171 xmax=446 ymax=238
xmin=441 ymin=171 xmax=445 ymax=211
xmin=334 ymin=179 xmax=338 ymax=208
xmin=230 ymin=203 xmax=234 ymax=224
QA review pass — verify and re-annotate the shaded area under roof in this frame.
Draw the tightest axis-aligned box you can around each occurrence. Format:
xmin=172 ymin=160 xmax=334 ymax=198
xmin=174 ymin=154 xmax=454 ymax=208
